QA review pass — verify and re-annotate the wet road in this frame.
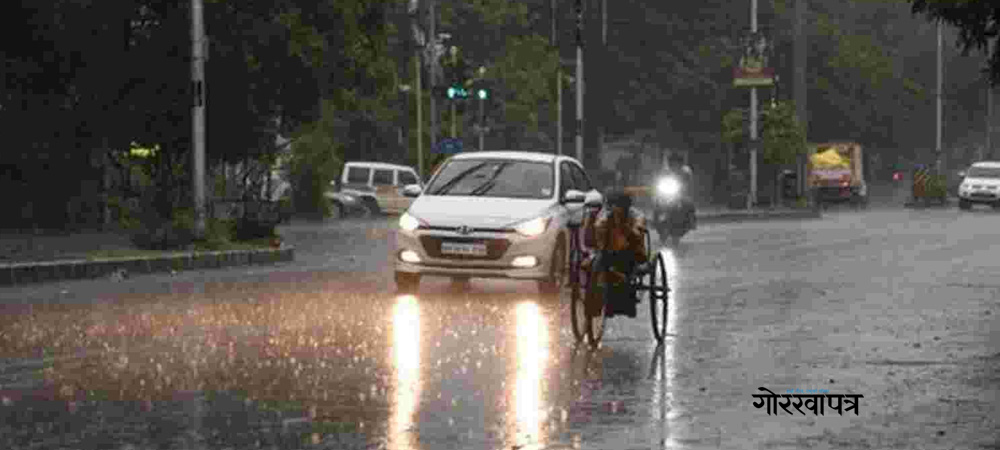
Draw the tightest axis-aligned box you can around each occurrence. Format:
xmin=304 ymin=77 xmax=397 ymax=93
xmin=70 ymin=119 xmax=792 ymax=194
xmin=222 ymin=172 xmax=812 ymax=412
xmin=1 ymin=207 xmax=998 ymax=449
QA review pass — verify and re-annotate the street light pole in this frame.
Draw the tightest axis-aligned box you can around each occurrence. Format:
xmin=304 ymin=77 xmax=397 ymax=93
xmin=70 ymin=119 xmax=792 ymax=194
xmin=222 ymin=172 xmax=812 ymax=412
xmin=936 ymin=19 xmax=943 ymax=175
xmin=551 ymin=0 xmax=562 ymax=156
xmin=574 ymin=0 xmax=584 ymax=164
xmin=429 ymin=0 xmax=438 ymax=158
xmin=748 ymin=0 xmax=759 ymax=210
xmin=479 ymin=94 xmax=485 ymax=151
xmin=191 ymin=0 xmax=206 ymax=238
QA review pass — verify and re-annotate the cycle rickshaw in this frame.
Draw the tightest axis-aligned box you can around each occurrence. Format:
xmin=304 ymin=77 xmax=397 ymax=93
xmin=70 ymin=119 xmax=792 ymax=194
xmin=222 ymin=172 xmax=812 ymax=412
xmin=566 ymin=190 xmax=671 ymax=347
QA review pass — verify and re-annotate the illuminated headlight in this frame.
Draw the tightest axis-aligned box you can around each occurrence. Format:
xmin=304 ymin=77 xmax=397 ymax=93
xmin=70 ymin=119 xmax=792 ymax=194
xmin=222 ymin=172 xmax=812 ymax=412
xmin=399 ymin=250 xmax=421 ymax=263
xmin=514 ymin=217 xmax=550 ymax=237
xmin=399 ymin=212 xmax=424 ymax=232
xmin=657 ymin=177 xmax=681 ymax=197
xmin=511 ymin=256 xmax=538 ymax=268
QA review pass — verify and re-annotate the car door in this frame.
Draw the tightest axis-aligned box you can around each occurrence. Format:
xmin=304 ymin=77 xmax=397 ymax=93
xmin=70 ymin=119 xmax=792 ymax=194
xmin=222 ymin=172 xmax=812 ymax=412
xmin=372 ymin=168 xmax=396 ymax=212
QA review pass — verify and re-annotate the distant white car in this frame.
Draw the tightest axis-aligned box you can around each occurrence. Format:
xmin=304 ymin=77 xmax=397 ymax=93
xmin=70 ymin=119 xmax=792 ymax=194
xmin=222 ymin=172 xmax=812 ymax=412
xmin=957 ymin=161 xmax=1000 ymax=210
xmin=392 ymin=151 xmax=601 ymax=295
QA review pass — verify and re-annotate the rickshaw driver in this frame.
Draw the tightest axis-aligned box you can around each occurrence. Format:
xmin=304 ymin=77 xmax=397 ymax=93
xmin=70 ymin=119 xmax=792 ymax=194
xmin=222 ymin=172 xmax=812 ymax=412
xmin=584 ymin=190 xmax=649 ymax=317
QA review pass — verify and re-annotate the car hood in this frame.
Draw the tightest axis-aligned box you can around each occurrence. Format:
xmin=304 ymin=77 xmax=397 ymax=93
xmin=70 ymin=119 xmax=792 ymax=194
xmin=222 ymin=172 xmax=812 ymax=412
xmin=407 ymin=196 xmax=555 ymax=228
xmin=962 ymin=177 xmax=1000 ymax=187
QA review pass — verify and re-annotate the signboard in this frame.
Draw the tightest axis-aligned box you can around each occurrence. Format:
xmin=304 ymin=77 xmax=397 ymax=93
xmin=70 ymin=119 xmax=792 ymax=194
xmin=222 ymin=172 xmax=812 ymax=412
xmin=734 ymin=32 xmax=774 ymax=87
xmin=433 ymin=138 xmax=463 ymax=154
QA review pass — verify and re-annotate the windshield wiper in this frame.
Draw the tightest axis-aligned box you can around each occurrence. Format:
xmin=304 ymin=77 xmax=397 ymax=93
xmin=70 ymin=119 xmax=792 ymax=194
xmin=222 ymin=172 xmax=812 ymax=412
xmin=431 ymin=162 xmax=489 ymax=195
xmin=468 ymin=162 xmax=512 ymax=196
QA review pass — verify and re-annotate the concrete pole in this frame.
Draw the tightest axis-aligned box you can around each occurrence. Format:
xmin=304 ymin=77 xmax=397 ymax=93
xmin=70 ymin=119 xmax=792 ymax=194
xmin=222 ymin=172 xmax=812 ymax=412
xmin=936 ymin=19 xmax=943 ymax=175
xmin=429 ymin=0 xmax=438 ymax=156
xmin=479 ymin=97 xmax=485 ymax=151
xmin=552 ymin=0 xmax=562 ymax=156
xmin=575 ymin=0 xmax=584 ymax=164
xmin=191 ymin=0 xmax=206 ymax=238
xmin=416 ymin=54 xmax=424 ymax=179
xmin=748 ymin=0 xmax=759 ymax=209
xmin=794 ymin=0 xmax=807 ymax=197
xmin=986 ymin=39 xmax=993 ymax=162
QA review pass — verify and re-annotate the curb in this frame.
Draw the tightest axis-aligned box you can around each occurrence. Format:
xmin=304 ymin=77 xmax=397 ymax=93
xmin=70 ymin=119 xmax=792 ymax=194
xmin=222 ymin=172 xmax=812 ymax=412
xmin=0 ymin=246 xmax=295 ymax=287
xmin=903 ymin=199 xmax=952 ymax=209
xmin=696 ymin=209 xmax=822 ymax=224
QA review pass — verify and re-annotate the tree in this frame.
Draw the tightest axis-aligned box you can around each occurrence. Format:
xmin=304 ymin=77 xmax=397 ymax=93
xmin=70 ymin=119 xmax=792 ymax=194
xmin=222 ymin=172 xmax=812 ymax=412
xmin=721 ymin=100 xmax=806 ymax=165
xmin=910 ymin=0 xmax=1000 ymax=86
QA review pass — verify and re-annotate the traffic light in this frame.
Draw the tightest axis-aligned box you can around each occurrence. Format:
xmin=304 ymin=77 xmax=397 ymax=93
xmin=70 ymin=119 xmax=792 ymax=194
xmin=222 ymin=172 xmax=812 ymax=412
xmin=446 ymin=85 xmax=468 ymax=100
xmin=476 ymin=88 xmax=488 ymax=100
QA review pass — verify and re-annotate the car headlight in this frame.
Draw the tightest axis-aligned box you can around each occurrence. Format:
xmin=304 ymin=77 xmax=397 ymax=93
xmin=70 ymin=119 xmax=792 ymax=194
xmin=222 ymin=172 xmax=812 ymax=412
xmin=657 ymin=177 xmax=681 ymax=197
xmin=399 ymin=212 xmax=424 ymax=232
xmin=514 ymin=217 xmax=550 ymax=237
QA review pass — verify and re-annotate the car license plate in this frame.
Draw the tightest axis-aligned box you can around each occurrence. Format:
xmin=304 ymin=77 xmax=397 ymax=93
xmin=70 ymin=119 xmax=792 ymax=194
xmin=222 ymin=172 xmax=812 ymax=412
xmin=441 ymin=242 xmax=488 ymax=256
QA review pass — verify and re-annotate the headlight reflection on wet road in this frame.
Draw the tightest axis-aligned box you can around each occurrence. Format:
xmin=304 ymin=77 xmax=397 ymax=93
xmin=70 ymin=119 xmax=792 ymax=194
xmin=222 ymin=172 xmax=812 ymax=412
xmin=511 ymin=301 xmax=550 ymax=449
xmin=390 ymin=295 xmax=422 ymax=450
xmin=651 ymin=247 xmax=683 ymax=448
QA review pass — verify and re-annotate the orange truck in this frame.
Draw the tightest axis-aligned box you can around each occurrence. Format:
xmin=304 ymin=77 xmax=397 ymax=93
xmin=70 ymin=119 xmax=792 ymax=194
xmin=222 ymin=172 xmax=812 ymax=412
xmin=807 ymin=142 xmax=868 ymax=206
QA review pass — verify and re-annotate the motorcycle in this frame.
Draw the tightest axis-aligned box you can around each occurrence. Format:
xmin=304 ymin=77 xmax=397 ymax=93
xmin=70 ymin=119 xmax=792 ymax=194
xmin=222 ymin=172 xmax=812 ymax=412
xmin=652 ymin=174 xmax=695 ymax=246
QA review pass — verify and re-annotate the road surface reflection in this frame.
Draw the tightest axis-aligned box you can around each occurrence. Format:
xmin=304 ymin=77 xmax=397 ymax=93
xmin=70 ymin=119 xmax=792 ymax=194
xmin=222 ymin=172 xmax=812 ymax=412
xmin=510 ymin=300 xmax=550 ymax=449
xmin=390 ymin=295 xmax=421 ymax=450
xmin=651 ymin=246 xmax=683 ymax=448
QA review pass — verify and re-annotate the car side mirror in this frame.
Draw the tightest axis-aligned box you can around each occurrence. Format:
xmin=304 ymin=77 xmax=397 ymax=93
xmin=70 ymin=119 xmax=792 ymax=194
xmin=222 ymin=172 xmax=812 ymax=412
xmin=958 ymin=171 xmax=966 ymax=178
xmin=584 ymin=191 xmax=604 ymax=208
xmin=402 ymin=184 xmax=422 ymax=198
xmin=562 ymin=189 xmax=586 ymax=204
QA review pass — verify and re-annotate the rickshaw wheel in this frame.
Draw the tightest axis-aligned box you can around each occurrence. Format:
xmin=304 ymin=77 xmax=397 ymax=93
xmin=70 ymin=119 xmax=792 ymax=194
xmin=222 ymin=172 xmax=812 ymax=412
xmin=648 ymin=252 xmax=670 ymax=342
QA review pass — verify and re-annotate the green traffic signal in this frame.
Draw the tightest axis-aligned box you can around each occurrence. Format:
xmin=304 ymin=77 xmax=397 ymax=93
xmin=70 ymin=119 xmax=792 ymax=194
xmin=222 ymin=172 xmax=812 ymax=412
xmin=447 ymin=85 xmax=468 ymax=99
xmin=477 ymin=88 xmax=488 ymax=100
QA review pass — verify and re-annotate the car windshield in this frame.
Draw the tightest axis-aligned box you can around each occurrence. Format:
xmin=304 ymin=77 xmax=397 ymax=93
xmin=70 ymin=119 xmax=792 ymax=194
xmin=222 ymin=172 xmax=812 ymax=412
xmin=967 ymin=166 xmax=1000 ymax=178
xmin=425 ymin=159 xmax=554 ymax=199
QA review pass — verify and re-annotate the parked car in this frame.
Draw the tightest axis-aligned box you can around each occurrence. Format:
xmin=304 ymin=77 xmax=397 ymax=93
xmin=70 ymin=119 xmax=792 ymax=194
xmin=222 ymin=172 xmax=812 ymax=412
xmin=957 ymin=161 xmax=1000 ymax=210
xmin=392 ymin=151 xmax=601 ymax=295
xmin=339 ymin=162 xmax=422 ymax=215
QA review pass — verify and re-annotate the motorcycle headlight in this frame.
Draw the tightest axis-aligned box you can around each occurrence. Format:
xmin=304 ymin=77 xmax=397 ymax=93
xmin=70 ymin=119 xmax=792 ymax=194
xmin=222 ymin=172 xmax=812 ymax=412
xmin=657 ymin=177 xmax=681 ymax=197
xmin=399 ymin=212 xmax=425 ymax=232
xmin=514 ymin=217 xmax=550 ymax=237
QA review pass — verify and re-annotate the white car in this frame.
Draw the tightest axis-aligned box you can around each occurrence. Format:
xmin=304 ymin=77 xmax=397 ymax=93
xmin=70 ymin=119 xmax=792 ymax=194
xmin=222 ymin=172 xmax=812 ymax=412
xmin=393 ymin=151 xmax=601 ymax=294
xmin=957 ymin=161 xmax=1000 ymax=210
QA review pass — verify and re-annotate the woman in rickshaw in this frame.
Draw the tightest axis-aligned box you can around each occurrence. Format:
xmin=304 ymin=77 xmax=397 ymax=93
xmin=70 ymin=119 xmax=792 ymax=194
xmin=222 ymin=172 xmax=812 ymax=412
xmin=581 ymin=189 xmax=649 ymax=317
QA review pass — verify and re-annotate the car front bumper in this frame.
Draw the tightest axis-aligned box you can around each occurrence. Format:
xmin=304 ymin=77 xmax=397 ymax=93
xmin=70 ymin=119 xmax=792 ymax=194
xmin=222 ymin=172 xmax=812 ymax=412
xmin=393 ymin=226 xmax=560 ymax=280
xmin=959 ymin=190 xmax=1000 ymax=203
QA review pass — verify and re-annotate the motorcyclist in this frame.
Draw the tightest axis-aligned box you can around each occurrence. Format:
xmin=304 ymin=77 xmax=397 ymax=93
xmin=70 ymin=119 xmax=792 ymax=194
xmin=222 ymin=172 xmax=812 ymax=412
xmin=586 ymin=190 xmax=648 ymax=318
xmin=658 ymin=153 xmax=696 ymax=229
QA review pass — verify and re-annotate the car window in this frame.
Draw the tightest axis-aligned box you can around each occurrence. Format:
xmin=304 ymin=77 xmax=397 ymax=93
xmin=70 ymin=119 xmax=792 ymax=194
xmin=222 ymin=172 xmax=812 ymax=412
xmin=559 ymin=162 xmax=575 ymax=195
xmin=570 ymin=163 xmax=592 ymax=191
xmin=373 ymin=169 xmax=394 ymax=185
xmin=967 ymin=166 xmax=1000 ymax=178
xmin=398 ymin=170 xmax=419 ymax=186
xmin=346 ymin=166 xmax=370 ymax=184
xmin=424 ymin=159 xmax=555 ymax=199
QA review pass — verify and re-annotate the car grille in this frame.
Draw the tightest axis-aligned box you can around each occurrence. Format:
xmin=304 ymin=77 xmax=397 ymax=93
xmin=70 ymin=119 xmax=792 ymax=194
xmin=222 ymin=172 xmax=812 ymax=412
xmin=969 ymin=192 xmax=996 ymax=199
xmin=419 ymin=236 xmax=511 ymax=260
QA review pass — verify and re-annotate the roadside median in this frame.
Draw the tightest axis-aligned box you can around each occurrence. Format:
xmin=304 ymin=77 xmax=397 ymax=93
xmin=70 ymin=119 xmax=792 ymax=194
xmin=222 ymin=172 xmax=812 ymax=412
xmin=0 ymin=246 xmax=294 ymax=287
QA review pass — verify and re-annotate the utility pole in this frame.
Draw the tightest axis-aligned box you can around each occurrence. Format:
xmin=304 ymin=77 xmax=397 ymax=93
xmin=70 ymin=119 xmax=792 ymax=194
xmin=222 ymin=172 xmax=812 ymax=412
xmin=429 ymin=0 xmax=438 ymax=159
xmin=986 ymin=39 xmax=993 ymax=162
xmin=191 ymin=0 xmax=206 ymax=238
xmin=415 ymin=54 xmax=424 ymax=178
xmin=575 ymin=0 xmax=584 ymax=164
xmin=552 ymin=0 xmax=562 ymax=156
xmin=408 ymin=0 xmax=424 ymax=179
xmin=478 ymin=91 xmax=486 ymax=151
xmin=450 ymin=46 xmax=457 ymax=139
xmin=748 ymin=0 xmax=759 ymax=209
xmin=936 ymin=19 xmax=943 ymax=175
xmin=794 ymin=0 xmax=807 ymax=197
